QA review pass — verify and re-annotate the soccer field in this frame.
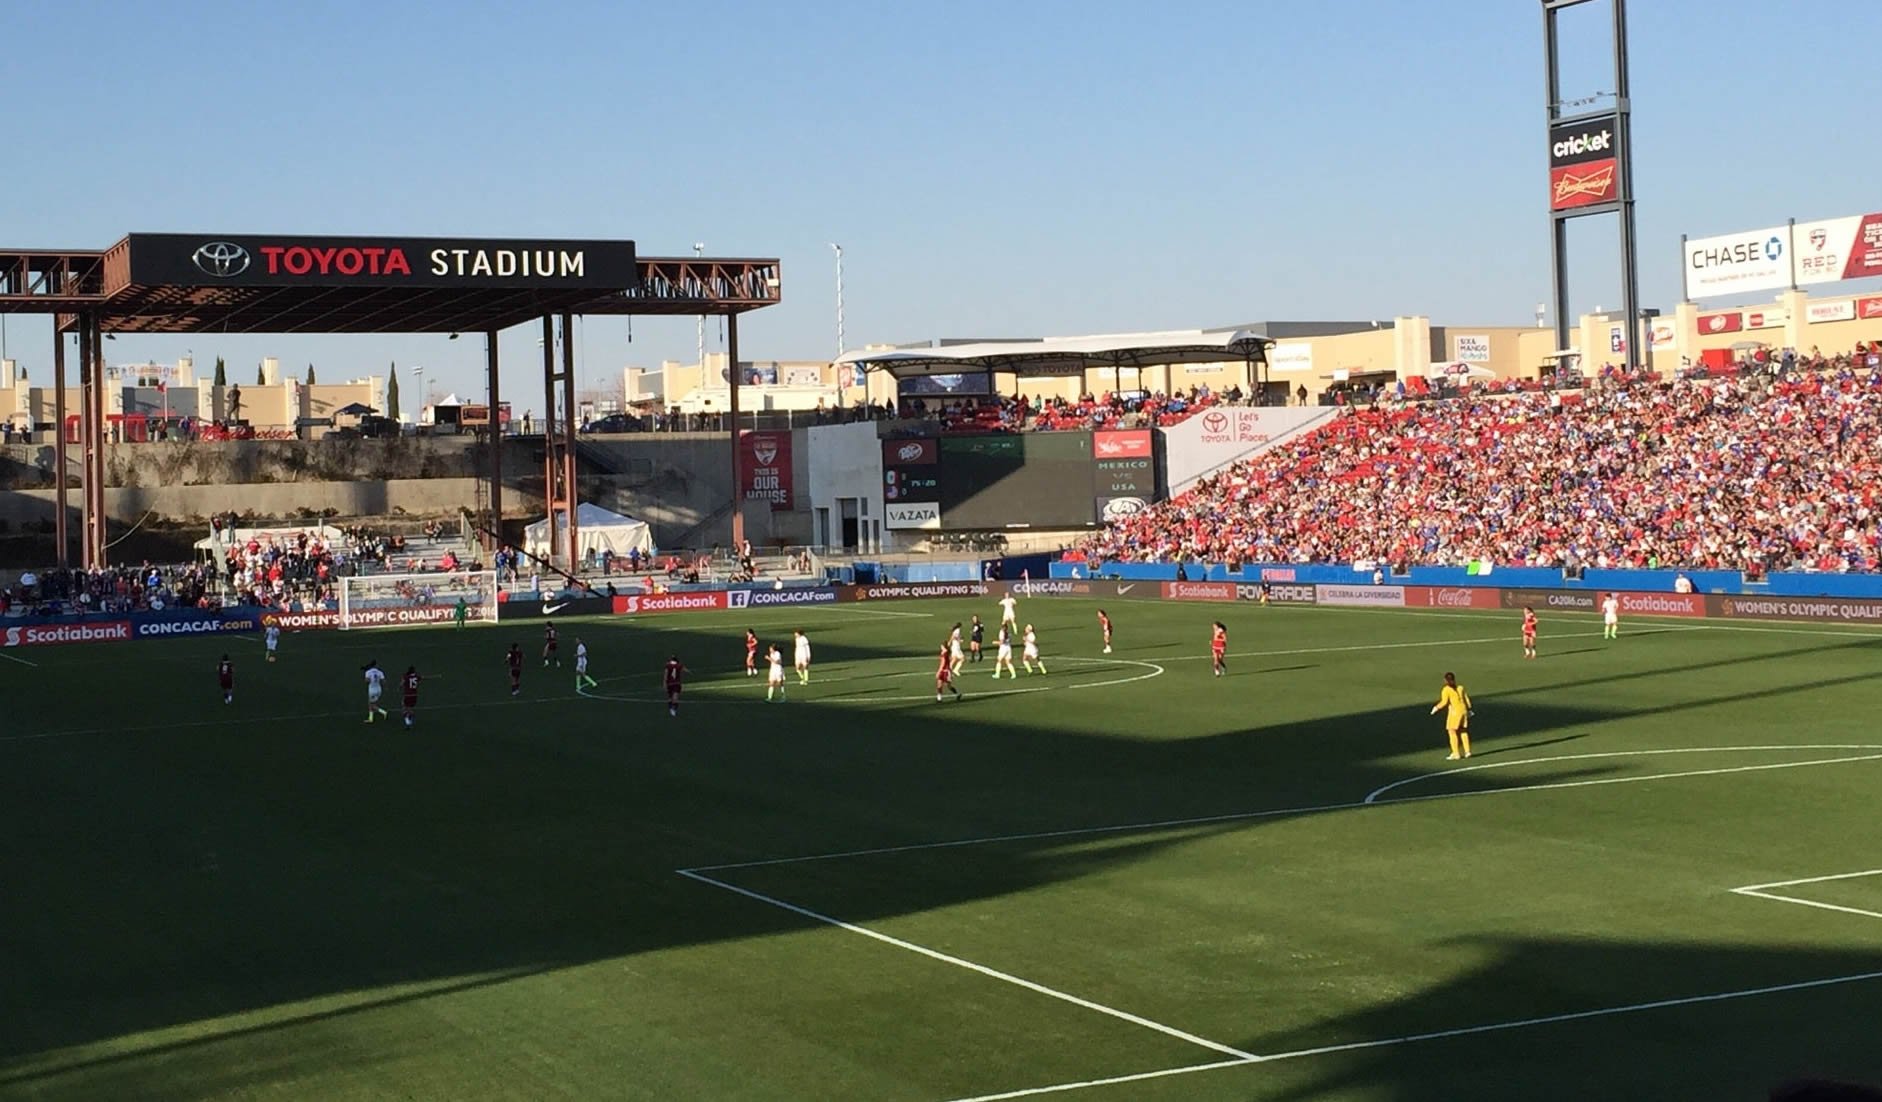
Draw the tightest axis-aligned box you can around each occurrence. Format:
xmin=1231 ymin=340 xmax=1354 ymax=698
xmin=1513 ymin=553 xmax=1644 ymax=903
xmin=5 ymin=596 xmax=1882 ymax=1100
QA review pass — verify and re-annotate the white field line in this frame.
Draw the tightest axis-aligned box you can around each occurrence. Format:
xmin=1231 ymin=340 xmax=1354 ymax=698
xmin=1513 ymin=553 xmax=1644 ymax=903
xmin=1732 ymin=868 xmax=1882 ymax=922
xmin=0 ymin=691 xmax=592 ymax=745
xmin=938 ymin=969 xmax=1882 ymax=1102
xmin=675 ymin=869 xmax=1259 ymax=1061
xmin=0 ymin=650 xmax=39 ymax=667
xmin=577 ymin=656 xmax=1165 ymax=707
xmin=1155 ymin=627 xmax=1630 ymax=663
xmin=686 ymin=745 xmax=1882 ymax=874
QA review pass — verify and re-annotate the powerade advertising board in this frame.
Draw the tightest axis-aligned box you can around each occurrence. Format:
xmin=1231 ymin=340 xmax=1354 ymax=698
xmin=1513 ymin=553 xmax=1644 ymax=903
xmin=938 ymin=432 xmax=1097 ymax=528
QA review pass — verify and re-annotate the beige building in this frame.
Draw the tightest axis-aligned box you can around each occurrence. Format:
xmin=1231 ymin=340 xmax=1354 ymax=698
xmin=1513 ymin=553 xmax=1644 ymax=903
xmin=0 ymin=355 xmax=383 ymax=439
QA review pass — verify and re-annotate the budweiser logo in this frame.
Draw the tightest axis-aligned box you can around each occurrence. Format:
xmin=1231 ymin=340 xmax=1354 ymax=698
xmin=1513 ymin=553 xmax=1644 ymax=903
xmin=1553 ymin=163 xmax=1615 ymax=203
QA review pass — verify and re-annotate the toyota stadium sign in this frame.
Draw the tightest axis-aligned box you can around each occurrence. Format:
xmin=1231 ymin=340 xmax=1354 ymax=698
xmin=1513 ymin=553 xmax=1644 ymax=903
xmin=1549 ymin=115 xmax=1619 ymax=211
xmin=126 ymin=234 xmax=639 ymax=289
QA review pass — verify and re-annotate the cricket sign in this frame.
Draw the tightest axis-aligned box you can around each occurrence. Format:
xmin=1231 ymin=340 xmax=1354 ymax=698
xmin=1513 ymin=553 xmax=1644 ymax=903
xmin=1549 ymin=115 xmax=1619 ymax=211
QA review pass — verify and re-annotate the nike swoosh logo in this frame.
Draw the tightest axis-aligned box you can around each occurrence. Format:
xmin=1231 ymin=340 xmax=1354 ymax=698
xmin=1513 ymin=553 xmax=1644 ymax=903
xmin=1117 ymin=584 xmax=1135 ymax=595
xmin=544 ymin=602 xmax=568 ymax=614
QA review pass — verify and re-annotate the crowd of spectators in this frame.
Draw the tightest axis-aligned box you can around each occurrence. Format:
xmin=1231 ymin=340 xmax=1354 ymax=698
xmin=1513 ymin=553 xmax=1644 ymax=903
xmin=893 ymin=383 xmax=1249 ymax=434
xmin=1 ymin=563 xmax=218 ymax=615
xmin=1075 ymin=360 xmax=1882 ymax=574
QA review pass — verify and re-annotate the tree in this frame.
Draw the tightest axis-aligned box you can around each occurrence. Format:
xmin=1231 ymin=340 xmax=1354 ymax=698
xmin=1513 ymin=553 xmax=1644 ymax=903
xmin=305 ymin=363 xmax=316 ymax=385
xmin=213 ymin=356 xmax=227 ymax=387
xmin=256 ymin=364 xmax=266 ymax=385
xmin=386 ymin=361 xmax=401 ymax=422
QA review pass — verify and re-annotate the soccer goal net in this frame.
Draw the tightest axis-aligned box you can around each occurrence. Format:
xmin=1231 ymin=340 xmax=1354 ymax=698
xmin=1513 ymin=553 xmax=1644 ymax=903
xmin=336 ymin=571 xmax=499 ymax=630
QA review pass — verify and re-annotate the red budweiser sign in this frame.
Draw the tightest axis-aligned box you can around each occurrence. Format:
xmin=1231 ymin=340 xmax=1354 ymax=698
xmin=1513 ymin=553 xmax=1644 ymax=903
xmin=1548 ymin=115 xmax=1621 ymax=212
xmin=1698 ymin=312 xmax=1744 ymax=335
xmin=1858 ymin=296 xmax=1882 ymax=320
xmin=1550 ymin=161 xmax=1617 ymax=210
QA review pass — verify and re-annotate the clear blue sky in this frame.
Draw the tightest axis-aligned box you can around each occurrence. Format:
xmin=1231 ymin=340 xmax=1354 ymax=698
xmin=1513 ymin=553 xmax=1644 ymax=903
xmin=4 ymin=0 xmax=1879 ymax=407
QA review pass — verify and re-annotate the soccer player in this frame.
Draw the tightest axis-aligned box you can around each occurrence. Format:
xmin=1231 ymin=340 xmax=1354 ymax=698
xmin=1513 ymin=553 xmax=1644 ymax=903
xmin=744 ymin=628 xmax=759 ymax=677
xmin=998 ymin=591 xmax=1018 ymax=632
xmin=1022 ymin=624 xmax=1046 ymax=674
xmin=543 ymin=621 xmax=560 ymax=667
xmin=506 ymin=643 xmax=524 ymax=696
xmin=969 ymin=615 xmax=984 ymax=663
xmin=1211 ymin=621 xmax=1228 ymax=677
xmin=935 ymin=641 xmax=962 ymax=702
xmin=1602 ymin=593 xmax=1620 ymax=640
xmin=765 ymin=643 xmax=787 ymax=702
xmin=363 ymin=660 xmax=388 ymax=723
xmin=401 ymin=666 xmax=421 ymax=728
xmin=949 ymin=623 xmax=966 ymax=674
xmin=1097 ymin=608 xmax=1113 ymax=654
xmin=992 ymin=623 xmax=1016 ymax=679
xmin=793 ymin=629 xmax=812 ymax=685
xmin=1429 ymin=671 xmax=1474 ymax=760
xmin=1522 ymin=605 xmax=1538 ymax=659
xmin=264 ymin=623 xmax=280 ymax=663
xmin=454 ymin=596 xmax=469 ymax=629
xmin=217 ymin=654 xmax=234 ymax=704
xmin=664 ymin=654 xmax=686 ymax=716
xmin=575 ymin=637 xmax=598 ymax=689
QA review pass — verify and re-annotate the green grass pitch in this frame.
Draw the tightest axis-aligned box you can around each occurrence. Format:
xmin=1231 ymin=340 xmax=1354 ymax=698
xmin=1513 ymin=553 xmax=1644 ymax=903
xmin=4 ymin=597 xmax=1882 ymax=1100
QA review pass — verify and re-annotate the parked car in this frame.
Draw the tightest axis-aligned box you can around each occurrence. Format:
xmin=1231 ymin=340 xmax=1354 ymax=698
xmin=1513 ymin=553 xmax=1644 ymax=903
xmin=581 ymin=413 xmax=643 ymax=434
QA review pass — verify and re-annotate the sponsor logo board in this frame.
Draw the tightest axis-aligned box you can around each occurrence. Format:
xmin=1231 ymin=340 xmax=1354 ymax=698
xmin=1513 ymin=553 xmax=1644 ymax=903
xmin=3 ymin=621 xmax=134 ymax=647
xmin=1698 ymin=312 xmax=1744 ymax=335
xmin=1161 ymin=581 xmax=1235 ymax=601
xmin=1684 ymin=226 xmax=1789 ymax=299
xmin=1092 ymin=430 xmax=1153 ymax=459
xmin=739 ymin=430 xmax=794 ymax=510
xmin=1806 ymin=300 xmax=1855 ymax=323
xmin=726 ymin=588 xmax=841 ymax=608
xmin=135 ymin=616 xmax=255 ymax=637
xmin=1453 ymin=334 xmax=1491 ymax=363
xmin=884 ymin=502 xmax=942 ymax=530
xmin=1548 ymin=114 xmax=1619 ymax=211
xmin=1746 ymin=309 xmax=1788 ymax=330
xmin=850 ymin=583 xmax=991 ymax=601
xmin=1405 ymin=586 xmax=1500 ymax=610
xmin=1317 ymin=584 xmax=1406 ymax=607
xmin=1710 ymin=596 xmax=1882 ymax=624
xmin=882 ymin=438 xmax=938 ymax=466
xmin=1498 ymin=589 xmax=1597 ymax=612
xmin=1240 ymin=582 xmax=1316 ymax=604
xmin=1098 ymin=496 xmax=1147 ymax=521
xmin=612 ymin=592 xmax=731 ymax=615
xmin=1260 ymin=568 xmax=1297 ymax=582
xmin=1616 ymin=592 xmax=1706 ymax=618
xmin=128 ymin=234 xmax=637 ymax=289
xmin=1010 ymin=580 xmax=1094 ymax=596
xmin=1269 ymin=343 xmax=1313 ymax=374
xmin=1857 ymin=296 xmax=1882 ymax=320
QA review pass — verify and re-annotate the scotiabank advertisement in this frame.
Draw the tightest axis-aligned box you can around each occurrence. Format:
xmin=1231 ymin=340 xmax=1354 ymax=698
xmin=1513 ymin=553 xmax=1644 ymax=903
xmin=1161 ymin=581 xmax=1235 ymax=601
xmin=1616 ymin=592 xmax=1706 ymax=618
xmin=3 ymin=621 xmax=133 ymax=648
xmin=612 ymin=592 xmax=730 ymax=615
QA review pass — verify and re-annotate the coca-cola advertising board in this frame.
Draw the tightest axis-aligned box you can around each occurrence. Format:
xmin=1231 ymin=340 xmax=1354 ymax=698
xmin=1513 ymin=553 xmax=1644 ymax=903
xmin=1405 ymin=587 xmax=1500 ymax=610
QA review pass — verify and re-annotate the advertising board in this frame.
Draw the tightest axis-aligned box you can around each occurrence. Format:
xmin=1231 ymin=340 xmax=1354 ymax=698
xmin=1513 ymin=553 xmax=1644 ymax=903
xmin=1499 ymin=589 xmax=1598 ymax=612
xmin=1161 ymin=581 xmax=1235 ymax=601
xmin=1453 ymin=335 xmax=1491 ymax=363
xmin=884 ymin=502 xmax=942 ymax=530
xmin=1549 ymin=115 xmax=1619 ymax=211
xmin=1709 ymin=595 xmax=1882 ymax=625
xmin=611 ymin=592 xmax=731 ymax=615
xmin=1404 ymin=586 xmax=1501 ymax=610
xmin=1790 ymin=212 xmax=1882 ymax=287
xmin=1161 ymin=406 xmax=1329 ymax=495
xmin=1684 ymin=226 xmax=1789 ymax=299
xmin=1269 ymin=343 xmax=1314 ymax=374
xmin=3 ymin=621 xmax=134 ymax=647
xmin=1317 ymin=584 xmax=1407 ymax=607
xmin=1616 ymin=592 xmax=1706 ymax=618
xmin=127 ymin=234 xmax=637 ymax=289
xmin=1806 ymin=300 xmax=1856 ymax=324
xmin=727 ymin=588 xmax=841 ymax=608
xmin=851 ymin=582 xmax=991 ymax=601
xmin=1092 ymin=430 xmax=1155 ymax=499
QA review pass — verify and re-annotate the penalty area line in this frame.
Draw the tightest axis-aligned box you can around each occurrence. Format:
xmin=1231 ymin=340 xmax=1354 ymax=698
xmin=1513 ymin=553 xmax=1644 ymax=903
xmin=939 ymin=969 xmax=1882 ymax=1101
xmin=676 ymin=869 xmax=1259 ymax=1062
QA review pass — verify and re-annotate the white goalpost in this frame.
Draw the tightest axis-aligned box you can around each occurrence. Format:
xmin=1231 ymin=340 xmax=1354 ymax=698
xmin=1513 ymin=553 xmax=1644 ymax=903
xmin=336 ymin=571 xmax=499 ymax=630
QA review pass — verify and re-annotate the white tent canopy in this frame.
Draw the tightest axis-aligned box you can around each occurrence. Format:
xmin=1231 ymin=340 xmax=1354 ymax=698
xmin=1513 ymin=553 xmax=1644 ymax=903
xmin=524 ymin=503 xmax=655 ymax=561
xmin=835 ymin=329 xmax=1276 ymax=378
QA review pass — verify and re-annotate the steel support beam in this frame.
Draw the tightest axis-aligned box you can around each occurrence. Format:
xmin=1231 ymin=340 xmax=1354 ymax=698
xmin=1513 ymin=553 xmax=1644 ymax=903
xmin=484 ymin=329 xmax=502 ymax=552
xmin=559 ymin=311 xmax=578 ymax=567
xmin=727 ymin=312 xmax=744 ymax=551
xmin=51 ymin=320 xmax=69 ymax=567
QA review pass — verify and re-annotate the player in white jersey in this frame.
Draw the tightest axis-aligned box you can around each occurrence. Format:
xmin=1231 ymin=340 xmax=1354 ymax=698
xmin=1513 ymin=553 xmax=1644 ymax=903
xmin=949 ymin=623 xmax=966 ymax=674
xmin=1603 ymin=594 xmax=1620 ymax=640
xmin=998 ymin=593 xmax=1018 ymax=631
xmin=992 ymin=624 xmax=1016 ymax=679
xmin=1022 ymin=624 xmax=1046 ymax=674
xmin=765 ymin=644 xmax=787 ymax=702
xmin=264 ymin=624 xmax=280 ymax=662
xmin=793 ymin=629 xmax=812 ymax=685
xmin=362 ymin=660 xmax=388 ymax=723
xmin=574 ymin=638 xmax=597 ymax=689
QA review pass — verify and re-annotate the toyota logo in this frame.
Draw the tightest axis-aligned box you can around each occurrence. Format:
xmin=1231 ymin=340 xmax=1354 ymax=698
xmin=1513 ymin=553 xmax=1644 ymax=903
xmin=192 ymin=242 xmax=251 ymax=277
xmin=1202 ymin=411 xmax=1228 ymax=433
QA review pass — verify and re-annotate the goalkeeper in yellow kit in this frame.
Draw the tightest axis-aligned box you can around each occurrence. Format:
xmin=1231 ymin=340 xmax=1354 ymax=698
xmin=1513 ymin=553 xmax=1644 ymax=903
xmin=1430 ymin=671 xmax=1473 ymax=760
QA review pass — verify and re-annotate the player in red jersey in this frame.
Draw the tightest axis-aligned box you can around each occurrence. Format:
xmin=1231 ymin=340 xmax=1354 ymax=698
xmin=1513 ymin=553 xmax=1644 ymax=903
xmin=401 ymin=666 xmax=421 ymax=727
xmin=543 ymin=621 xmax=560 ymax=667
xmin=217 ymin=654 xmax=234 ymax=704
xmin=665 ymin=655 xmax=687 ymax=716
xmin=935 ymin=642 xmax=963 ymax=702
xmin=1097 ymin=609 xmax=1113 ymax=654
xmin=506 ymin=643 xmax=524 ymax=696
xmin=1522 ymin=606 xmax=1538 ymax=660
xmin=1211 ymin=621 xmax=1228 ymax=677
xmin=744 ymin=628 xmax=759 ymax=677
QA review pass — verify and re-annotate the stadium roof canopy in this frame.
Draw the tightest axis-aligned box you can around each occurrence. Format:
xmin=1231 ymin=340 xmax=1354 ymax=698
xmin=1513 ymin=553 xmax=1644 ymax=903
xmin=835 ymin=329 xmax=1276 ymax=379
xmin=0 ymin=234 xmax=780 ymax=334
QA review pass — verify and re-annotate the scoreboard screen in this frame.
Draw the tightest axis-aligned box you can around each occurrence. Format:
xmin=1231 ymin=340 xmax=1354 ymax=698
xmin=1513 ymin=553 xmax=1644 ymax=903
xmin=938 ymin=432 xmax=1097 ymax=528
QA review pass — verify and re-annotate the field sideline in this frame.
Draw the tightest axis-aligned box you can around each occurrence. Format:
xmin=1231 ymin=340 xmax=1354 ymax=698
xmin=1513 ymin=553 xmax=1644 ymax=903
xmin=4 ymin=598 xmax=1881 ymax=1100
